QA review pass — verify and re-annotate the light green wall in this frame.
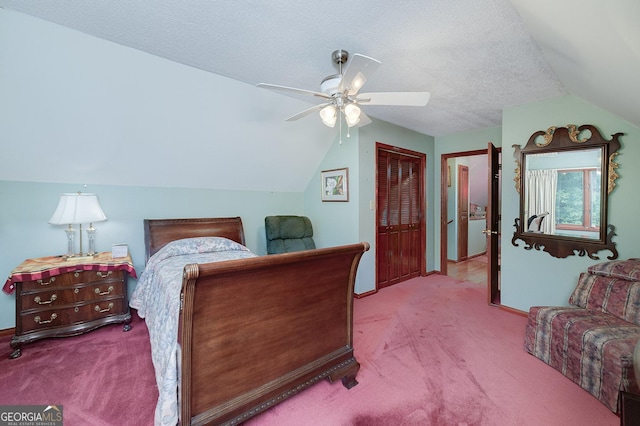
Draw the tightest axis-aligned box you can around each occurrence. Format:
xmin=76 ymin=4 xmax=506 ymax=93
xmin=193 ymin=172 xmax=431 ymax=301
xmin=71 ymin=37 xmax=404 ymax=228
xmin=303 ymin=127 xmax=366 ymax=291
xmin=3 ymin=102 xmax=637 ymax=329
xmin=0 ymin=181 xmax=303 ymax=329
xmin=304 ymin=119 xmax=434 ymax=294
xmin=303 ymin=128 xmax=361 ymax=249
xmin=501 ymin=95 xmax=640 ymax=311
xmin=433 ymin=96 xmax=640 ymax=312
xmin=0 ymin=117 xmax=432 ymax=330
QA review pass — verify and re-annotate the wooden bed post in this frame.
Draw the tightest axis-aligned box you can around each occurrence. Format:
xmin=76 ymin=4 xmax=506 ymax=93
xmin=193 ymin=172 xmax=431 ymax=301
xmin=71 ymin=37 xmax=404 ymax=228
xmin=178 ymin=263 xmax=199 ymax=426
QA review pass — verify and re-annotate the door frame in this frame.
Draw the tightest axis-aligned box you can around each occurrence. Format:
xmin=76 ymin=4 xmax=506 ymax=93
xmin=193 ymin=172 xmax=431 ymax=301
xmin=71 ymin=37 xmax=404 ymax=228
xmin=457 ymin=164 xmax=469 ymax=262
xmin=440 ymin=149 xmax=486 ymax=276
xmin=487 ymin=142 xmax=501 ymax=305
xmin=440 ymin=148 xmax=501 ymax=305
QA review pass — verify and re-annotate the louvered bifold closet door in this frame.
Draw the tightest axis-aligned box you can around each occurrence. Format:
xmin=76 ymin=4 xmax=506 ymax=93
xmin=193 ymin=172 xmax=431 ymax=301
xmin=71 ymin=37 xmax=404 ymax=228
xmin=377 ymin=150 xmax=422 ymax=288
xmin=377 ymin=149 xmax=392 ymax=287
xmin=402 ymin=156 xmax=421 ymax=279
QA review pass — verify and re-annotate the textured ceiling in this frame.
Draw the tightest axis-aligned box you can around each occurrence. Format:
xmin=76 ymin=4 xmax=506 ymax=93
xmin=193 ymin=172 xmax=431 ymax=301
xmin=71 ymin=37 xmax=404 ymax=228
xmin=0 ymin=0 xmax=638 ymax=137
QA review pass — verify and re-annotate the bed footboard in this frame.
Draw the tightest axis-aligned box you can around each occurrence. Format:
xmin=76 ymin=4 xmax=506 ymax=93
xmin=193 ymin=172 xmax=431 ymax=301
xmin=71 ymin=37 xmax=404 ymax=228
xmin=178 ymin=242 xmax=369 ymax=425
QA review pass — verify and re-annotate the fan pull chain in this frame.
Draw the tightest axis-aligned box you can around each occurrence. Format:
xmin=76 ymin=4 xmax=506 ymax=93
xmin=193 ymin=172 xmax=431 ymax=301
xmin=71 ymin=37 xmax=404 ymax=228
xmin=339 ymin=108 xmax=343 ymax=145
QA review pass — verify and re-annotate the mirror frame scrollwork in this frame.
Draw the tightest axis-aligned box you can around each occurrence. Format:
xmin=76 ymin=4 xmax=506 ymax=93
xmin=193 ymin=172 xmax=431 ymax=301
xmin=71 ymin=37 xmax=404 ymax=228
xmin=511 ymin=124 xmax=622 ymax=260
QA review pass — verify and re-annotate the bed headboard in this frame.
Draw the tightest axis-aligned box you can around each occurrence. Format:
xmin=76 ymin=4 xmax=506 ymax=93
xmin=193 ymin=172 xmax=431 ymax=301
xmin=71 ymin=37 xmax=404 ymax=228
xmin=143 ymin=217 xmax=246 ymax=262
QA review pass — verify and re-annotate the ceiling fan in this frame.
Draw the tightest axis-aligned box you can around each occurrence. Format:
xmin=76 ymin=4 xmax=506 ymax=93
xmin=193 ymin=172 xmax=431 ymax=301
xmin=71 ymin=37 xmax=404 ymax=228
xmin=257 ymin=50 xmax=430 ymax=131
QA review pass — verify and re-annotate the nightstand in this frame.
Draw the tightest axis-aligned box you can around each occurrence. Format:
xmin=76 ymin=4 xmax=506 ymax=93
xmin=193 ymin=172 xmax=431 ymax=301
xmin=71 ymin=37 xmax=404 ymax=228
xmin=4 ymin=252 xmax=137 ymax=359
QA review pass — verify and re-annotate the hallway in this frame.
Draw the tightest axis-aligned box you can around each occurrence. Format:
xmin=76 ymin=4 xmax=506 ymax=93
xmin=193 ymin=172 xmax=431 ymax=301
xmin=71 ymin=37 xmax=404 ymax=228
xmin=447 ymin=254 xmax=487 ymax=285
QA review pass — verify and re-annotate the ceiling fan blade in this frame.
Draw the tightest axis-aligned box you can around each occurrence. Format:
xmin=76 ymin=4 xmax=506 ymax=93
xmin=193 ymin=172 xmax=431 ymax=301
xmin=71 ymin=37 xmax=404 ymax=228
xmin=257 ymin=83 xmax=332 ymax=100
xmin=285 ymin=103 xmax=330 ymax=121
xmin=338 ymin=54 xmax=381 ymax=96
xmin=356 ymin=110 xmax=372 ymax=127
xmin=357 ymin=92 xmax=430 ymax=106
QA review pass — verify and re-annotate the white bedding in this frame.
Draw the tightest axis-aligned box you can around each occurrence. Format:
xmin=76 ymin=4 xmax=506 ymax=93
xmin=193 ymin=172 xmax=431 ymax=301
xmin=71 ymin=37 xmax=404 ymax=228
xmin=130 ymin=237 xmax=257 ymax=426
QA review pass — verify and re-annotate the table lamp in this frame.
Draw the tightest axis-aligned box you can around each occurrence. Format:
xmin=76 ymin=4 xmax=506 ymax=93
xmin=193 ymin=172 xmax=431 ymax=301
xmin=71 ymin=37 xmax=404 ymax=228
xmin=49 ymin=192 xmax=107 ymax=259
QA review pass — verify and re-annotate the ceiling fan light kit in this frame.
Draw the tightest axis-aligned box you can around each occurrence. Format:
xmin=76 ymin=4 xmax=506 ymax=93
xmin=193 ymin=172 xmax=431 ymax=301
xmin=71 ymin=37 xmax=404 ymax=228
xmin=257 ymin=49 xmax=430 ymax=136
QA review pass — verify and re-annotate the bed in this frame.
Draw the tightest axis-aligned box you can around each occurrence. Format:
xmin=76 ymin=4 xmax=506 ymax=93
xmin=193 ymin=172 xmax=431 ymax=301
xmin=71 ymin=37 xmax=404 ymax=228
xmin=131 ymin=217 xmax=369 ymax=425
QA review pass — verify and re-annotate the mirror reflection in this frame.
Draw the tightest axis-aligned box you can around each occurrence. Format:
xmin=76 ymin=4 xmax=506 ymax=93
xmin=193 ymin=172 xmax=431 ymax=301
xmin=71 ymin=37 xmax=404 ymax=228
xmin=523 ymin=148 xmax=602 ymax=239
xmin=512 ymin=124 xmax=622 ymax=260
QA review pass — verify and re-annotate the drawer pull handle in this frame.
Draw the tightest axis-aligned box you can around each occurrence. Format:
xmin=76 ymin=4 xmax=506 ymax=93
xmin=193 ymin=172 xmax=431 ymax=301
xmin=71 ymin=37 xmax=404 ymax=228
xmin=37 ymin=277 xmax=56 ymax=286
xmin=95 ymin=286 xmax=114 ymax=296
xmin=96 ymin=271 xmax=112 ymax=278
xmin=94 ymin=302 xmax=114 ymax=313
xmin=34 ymin=313 xmax=57 ymax=324
xmin=34 ymin=294 xmax=57 ymax=305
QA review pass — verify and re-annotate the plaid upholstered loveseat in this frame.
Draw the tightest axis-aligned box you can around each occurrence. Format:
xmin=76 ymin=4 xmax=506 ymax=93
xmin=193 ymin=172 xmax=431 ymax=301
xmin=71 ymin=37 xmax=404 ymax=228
xmin=524 ymin=258 xmax=640 ymax=412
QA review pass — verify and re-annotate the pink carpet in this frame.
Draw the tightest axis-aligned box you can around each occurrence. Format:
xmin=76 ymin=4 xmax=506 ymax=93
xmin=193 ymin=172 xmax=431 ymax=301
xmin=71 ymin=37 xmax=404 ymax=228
xmin=247 ymin=276 xmax=617 ymax=425
xmin=0 ymin=314 xmax=157 ymax=425
xmin=0 ymin=275 xmax=618 ymax=425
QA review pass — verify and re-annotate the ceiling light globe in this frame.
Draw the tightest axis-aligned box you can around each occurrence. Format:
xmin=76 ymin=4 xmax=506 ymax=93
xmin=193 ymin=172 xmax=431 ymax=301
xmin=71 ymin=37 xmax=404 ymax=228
xmin=345 ymin=115 xmax=360 ymax=127
xmin=320 ymin=105 xmax=337 ymax=127
xmin=344 ymin=104 xmax=361 ymax=127
xmin=344 ymin=103 xmax=361 ymax=119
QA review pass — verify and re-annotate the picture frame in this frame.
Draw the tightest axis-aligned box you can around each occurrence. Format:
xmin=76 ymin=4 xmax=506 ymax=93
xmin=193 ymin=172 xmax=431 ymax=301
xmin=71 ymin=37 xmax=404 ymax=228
xmin=321 ymin=168 xmax=349 ymax=202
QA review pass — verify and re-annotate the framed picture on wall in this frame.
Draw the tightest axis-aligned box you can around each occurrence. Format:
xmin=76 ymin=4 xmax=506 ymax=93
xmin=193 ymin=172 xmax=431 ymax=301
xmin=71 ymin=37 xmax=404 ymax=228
xmin=321 ymin=168 xmax=349 ymax=202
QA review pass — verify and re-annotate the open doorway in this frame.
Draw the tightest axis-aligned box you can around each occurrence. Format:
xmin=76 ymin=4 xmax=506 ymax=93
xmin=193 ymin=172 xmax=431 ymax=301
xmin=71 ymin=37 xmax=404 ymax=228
xmin=440 ymin=145 xmax=501 ymax=305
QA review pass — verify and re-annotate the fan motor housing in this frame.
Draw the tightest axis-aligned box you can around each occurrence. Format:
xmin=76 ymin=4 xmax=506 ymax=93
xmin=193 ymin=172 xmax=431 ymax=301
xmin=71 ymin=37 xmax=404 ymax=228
xmin=320 ymin=74 xmax=342 ymax=95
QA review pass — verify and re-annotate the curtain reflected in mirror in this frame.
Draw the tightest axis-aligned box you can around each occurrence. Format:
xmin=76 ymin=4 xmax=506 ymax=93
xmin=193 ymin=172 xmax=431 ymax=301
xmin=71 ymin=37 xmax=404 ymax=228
xmin=525 ymin=168 xmax=556 ymax=234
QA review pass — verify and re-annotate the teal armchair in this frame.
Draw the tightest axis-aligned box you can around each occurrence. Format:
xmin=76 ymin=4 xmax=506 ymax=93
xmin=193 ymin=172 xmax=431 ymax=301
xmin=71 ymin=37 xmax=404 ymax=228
xmin=265 ymin=215 xmax=316 ymax=254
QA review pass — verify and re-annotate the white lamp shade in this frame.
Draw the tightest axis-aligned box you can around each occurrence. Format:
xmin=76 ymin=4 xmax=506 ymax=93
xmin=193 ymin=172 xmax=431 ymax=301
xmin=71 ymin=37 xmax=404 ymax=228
xmin=344 ymin=104 xmax=361 ymax=127
xmin=49 ymin=193 xmax=107 ymax=225
xmin=319 ymin=104 xmax=337 ymax=128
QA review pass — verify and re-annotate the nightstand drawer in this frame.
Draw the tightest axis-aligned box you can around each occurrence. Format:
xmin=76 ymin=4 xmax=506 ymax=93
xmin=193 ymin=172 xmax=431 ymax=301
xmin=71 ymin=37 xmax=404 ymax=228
xmin=19 ymin=298 xmax=127 ymax=334
xmin=20 ymin=281 xmax=126 ymax=311
xmin=21 ymin=270 xmax=125 ymax=292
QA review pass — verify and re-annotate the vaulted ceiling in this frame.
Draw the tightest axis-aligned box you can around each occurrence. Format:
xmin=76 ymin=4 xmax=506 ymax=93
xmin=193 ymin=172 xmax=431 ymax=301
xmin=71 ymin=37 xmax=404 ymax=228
xmin=1 ymin=0 xmax=638 ymax=137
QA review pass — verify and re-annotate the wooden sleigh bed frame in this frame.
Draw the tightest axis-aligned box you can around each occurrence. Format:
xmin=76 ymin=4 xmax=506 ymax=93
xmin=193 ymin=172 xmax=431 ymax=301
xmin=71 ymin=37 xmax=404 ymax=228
xmin=143 ymin=217 xmax=369 ymax=425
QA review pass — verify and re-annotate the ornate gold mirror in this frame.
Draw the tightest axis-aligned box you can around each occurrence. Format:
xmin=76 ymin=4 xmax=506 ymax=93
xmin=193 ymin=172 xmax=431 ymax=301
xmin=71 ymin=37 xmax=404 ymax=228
xmin=511 ymin=124 xmax=622 ymax=259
